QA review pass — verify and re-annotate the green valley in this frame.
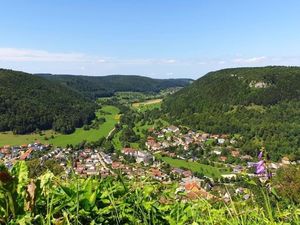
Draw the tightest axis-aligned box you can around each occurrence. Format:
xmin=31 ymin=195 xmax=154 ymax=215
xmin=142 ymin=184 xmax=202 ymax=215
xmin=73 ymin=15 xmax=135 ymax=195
xmin=0 ymin=105 xmax=119 ymax=147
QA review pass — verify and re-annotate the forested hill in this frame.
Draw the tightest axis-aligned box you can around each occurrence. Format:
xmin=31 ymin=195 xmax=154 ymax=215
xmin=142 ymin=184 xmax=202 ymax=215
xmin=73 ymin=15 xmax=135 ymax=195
xmin=0 ymin=69 xmax=96 ymax=134
xmin=163 ymin=66 xmax=300 ymax=160
xmin=36 ymin=74 xmax=193 ymax=99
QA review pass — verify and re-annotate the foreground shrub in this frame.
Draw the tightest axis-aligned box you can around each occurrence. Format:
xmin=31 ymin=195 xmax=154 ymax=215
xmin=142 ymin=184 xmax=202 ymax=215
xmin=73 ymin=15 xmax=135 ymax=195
xmin=0 ymin=162 xmax=299 ymax=224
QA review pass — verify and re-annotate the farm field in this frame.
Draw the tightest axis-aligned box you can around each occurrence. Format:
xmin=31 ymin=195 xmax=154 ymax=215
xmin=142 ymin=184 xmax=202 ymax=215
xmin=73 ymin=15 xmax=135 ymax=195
xmin=157 ymin=155 xmax=225 ymax=178
xmin=0 ymin=130 xmax=55 ymax=147
xmin=132 ymin=98 xmax=162 ymax=111
xmin=0 ymin=105 xmax=120 ymax=147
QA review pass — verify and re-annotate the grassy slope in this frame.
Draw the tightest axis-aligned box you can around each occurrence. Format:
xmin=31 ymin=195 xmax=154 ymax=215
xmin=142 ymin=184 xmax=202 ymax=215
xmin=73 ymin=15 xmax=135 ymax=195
xmin=158 ymin=156 xmax=223 ymax=178
xmin=0 ymin=105 xmax=119 ymax=147
xmin=0 ymin=130 xmax=55 ymax=147
xmin=132 ymin=99 xmax=162 ymax=111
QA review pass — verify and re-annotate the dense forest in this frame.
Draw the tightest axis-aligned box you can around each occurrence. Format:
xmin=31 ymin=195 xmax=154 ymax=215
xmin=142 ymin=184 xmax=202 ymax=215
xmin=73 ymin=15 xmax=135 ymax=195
xmin=36 ymin=73 xmax=193 ymax=99
xmin=0 ymin=69 xmax=96 ymax=134
xmin=163 ymin=66 xmax=300 ymax=160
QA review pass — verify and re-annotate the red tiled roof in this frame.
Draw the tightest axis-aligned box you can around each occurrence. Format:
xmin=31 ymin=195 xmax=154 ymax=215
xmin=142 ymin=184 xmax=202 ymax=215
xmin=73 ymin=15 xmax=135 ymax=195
xmin=185 ymin=181 xmax=200 ymax=191
xmin=20 ymin=148 xmax=33 ymax=160
xmin=122 ymin=148 xmax=137 ymax=153
xmin=183 ymin=170 xmax=192 ymax=178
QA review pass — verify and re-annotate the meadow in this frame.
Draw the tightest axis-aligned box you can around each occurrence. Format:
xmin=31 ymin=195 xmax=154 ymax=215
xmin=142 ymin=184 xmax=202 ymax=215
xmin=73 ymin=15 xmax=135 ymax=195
xmin=157 ymin=155 xmax=225 ymax=178
xmin=0 ymin=105 xmax=120 ymax=147
xmin=132 ymin=98 xmax=162 ymax=111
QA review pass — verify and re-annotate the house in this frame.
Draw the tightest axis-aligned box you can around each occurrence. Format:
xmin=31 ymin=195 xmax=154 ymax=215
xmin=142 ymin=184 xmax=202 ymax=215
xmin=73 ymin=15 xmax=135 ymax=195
xmin=162 ymin=141 xmax=170 ymax=148
xmin=1 ymin=148 xmax=11 ymax=154
xmin=166 ymin=125 xmax=179 ymax=133
xmin=201 ymin=133 xmax=210 ymax=140
xmin=172 ymin=168 xmax=185 ymax=176
xmin=135 ymin=151 xmax=154 ymax=164
xmin=21 ymin=144 xmax=28 ymax=149
xmin=112 ymin=162 xmax=124 ymax=170
xmin=150 ymin=168 xmax=163 ymax=180
xmin=185 ymin=181 xmax=200 ymax=192
xmin=182 ymin=178 xmax=214 ymax=200
xmin=75 ymin=167 xmax=85 ymax=174
xmin=221 ymin=174 xmax=236 ymax=179
xmin=102 ymin=153 xmax=113 ymax=164
xmin=20 ymin=148 xmax=33 ymax=160
xmin=157 ymin=133 xmax=164 ymax=138
xmin=217 ymin=138 xmax=225 ymax=145
xmin=183 ymin=145 xmax=189 ymax=151
xmin=231 ymin=150 xmax=240 ymax=157
xmin=219 ymin=156 xmax=227 ymax=162
xmin=211 ymin=134 xmax=219 ymax=139
xmin=220 ymin=134 xmax=229 ymax=139
xmin=181 ymin=177 xmax=204 ymax=187
xmin=233 ymin=165 xmax=243 ymax=173
xmin=182 ymin=170 xmax=192 ymax=178
xmin=122 ymin=148 xmax=137 ymax=156
xmin=167 ymin=152 xmax=176 ymax=158
xmin=151 ymin=143 xmax=161 ymax=151
xmin=213 ymin=150 xmax=222 ymax=155
xmin=184 ymin=137 xmax=193 ymax=145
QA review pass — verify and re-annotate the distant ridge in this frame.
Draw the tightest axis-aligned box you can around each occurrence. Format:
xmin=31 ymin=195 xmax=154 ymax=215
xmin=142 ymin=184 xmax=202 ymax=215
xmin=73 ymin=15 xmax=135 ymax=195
xmin=35 ymin=73 xmax=193 ymax=99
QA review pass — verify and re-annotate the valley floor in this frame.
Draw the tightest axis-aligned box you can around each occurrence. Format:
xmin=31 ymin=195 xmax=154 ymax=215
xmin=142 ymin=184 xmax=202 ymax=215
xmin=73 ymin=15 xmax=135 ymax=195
xmin=0 ymin=105 xmax=120 ymax=147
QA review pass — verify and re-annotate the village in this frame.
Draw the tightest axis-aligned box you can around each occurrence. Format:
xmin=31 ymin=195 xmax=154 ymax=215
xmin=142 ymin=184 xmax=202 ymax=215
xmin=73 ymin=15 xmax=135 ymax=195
xmin=0 ymin=125 xmax=298 ymax=201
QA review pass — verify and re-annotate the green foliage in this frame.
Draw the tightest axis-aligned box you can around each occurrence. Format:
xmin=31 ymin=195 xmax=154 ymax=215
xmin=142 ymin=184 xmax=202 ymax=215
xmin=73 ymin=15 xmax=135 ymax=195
xmin=0 ymin=69 xmax=96 ymax=134
xmin=0 ymin=161 xmax=29 ymax=220
xmin=163 ymin=66 xmax=300 ymax=160
xmin=38 ymin=73 xmax=193 ymax=99
xmin=273 ymin=165 xmax=300 ymax=204
xmin=0 ymin=162 xmax=299 ymax=224
xmin=159 ymin=156 xmax=223 ymax=179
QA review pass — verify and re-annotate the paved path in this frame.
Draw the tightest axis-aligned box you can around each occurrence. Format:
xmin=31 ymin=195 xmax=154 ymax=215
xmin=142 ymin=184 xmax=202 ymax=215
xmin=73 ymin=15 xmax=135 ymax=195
xmin=106 ymin=127 xmax=116 ymax=139
xmin=97 ymin=152 xmax=115 ymax=175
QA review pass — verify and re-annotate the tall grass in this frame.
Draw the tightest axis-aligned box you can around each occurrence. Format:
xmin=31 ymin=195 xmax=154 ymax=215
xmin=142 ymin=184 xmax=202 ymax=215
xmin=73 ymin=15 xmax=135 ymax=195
xmin=0 ymin=161 xmax=299 ymax=224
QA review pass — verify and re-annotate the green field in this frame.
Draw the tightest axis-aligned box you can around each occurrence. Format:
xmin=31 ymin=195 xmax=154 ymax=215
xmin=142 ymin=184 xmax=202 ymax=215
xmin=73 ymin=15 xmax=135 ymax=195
xmin=132 ymin=98 xmax=162 ymax=111
xmin=157 ymin=155 xmax=223 ymax=178
xmin=0 ymin=105 xmax=120 ymax=147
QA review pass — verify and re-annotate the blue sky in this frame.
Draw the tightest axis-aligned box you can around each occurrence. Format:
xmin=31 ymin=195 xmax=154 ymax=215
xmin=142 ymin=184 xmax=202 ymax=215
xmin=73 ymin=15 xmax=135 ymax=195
xmin=0 ymin=0 xmax=299 ymax=78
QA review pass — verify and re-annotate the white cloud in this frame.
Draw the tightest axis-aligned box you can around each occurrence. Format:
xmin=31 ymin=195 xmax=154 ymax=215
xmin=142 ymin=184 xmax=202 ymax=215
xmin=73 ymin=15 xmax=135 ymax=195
xmin=233 ymin=56 xmax=267 ymax=64
xmin=96 ymin=59 xmax=107 ymax=63
xmin=163 ymin=59 xmax=177 ymax=64
xmin=0 ymin=48 xmax=188 ymax=67
xmin=1 ymin=47 xmax=299 ymax=79
xmin=0 ymin=48 xmax=90 ymax=62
